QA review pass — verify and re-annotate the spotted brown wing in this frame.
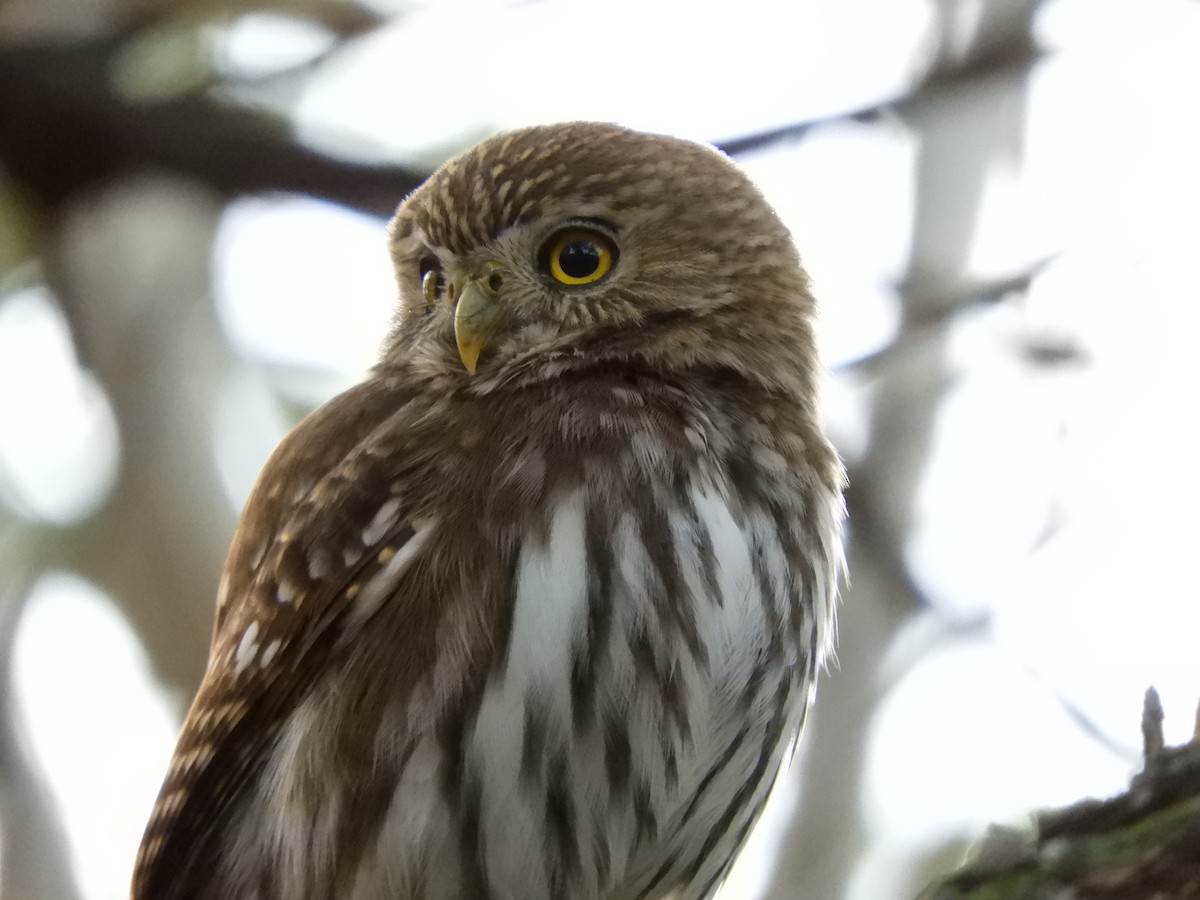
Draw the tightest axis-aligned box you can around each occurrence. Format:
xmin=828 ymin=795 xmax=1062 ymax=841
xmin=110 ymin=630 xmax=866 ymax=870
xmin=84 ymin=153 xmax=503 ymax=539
xmin=133 ymin=377 xmax=431 ymax=898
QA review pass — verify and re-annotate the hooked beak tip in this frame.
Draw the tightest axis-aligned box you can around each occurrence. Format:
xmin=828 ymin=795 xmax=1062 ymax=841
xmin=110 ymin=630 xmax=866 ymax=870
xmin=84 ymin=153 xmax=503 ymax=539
xmin=453 ymin=277 xmax=504 ymax=374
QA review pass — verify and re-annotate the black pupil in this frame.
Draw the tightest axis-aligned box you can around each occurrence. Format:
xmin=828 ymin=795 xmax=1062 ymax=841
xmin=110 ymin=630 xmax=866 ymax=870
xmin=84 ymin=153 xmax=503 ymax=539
xmin=559 ymin=241 xmax=601 ymax=279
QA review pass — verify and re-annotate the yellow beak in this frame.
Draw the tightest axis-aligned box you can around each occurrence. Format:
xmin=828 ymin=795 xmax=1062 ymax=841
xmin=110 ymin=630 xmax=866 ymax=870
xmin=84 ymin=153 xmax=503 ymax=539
xmin=453 ymin=276 xmax=506 ymax=374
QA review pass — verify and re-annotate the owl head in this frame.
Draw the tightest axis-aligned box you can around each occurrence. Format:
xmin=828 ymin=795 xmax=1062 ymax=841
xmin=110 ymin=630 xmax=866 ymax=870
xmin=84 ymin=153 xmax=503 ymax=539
xmin=384 ymin=122 xmax=819 ymax=395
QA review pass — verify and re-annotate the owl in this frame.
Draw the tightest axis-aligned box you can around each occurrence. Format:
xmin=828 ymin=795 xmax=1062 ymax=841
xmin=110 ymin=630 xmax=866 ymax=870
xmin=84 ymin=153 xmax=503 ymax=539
xmin=133 ymin=121 xmax=845 ymax=900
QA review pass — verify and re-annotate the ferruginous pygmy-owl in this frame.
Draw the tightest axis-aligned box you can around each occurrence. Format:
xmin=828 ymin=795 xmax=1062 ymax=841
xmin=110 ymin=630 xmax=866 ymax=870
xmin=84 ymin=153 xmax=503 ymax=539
xmin=133 ymin=122 xmax=845 ymax=900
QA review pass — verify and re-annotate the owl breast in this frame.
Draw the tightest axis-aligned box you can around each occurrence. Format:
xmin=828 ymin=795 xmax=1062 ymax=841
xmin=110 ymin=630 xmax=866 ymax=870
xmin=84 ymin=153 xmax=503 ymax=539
xmin=360 ymin=477 xmax=816 ymax=900
xmin=214 ymin=423 xmax=832 ymax=900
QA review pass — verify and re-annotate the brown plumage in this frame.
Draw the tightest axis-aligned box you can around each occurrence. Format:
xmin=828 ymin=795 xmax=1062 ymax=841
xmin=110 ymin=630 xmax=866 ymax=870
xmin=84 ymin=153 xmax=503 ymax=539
xmin=133 ymin=122 xmax=845 ymax=900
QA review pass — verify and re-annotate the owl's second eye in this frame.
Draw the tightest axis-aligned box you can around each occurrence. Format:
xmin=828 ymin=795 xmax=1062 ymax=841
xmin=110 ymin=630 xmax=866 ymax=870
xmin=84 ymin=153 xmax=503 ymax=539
xmin=419 ymin=257 xmax=445 ymax=303
xmin=543 ymin=229 xmax=617 ymax=286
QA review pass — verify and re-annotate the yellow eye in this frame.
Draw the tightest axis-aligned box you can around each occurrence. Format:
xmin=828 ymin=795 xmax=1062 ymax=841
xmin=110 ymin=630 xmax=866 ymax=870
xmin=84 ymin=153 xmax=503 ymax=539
xmin=544 ymin=229 xmax=616 ymax=286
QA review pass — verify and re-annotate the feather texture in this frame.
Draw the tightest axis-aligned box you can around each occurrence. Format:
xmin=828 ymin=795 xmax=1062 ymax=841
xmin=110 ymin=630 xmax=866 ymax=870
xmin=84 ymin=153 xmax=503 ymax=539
xmin=133 ymin=122 xmax=845 ymax=900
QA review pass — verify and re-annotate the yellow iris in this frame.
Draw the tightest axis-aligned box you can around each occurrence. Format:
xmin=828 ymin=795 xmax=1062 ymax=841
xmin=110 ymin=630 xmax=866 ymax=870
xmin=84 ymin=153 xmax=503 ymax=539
xmin=546 ymin=229 xmax=616 ymax=285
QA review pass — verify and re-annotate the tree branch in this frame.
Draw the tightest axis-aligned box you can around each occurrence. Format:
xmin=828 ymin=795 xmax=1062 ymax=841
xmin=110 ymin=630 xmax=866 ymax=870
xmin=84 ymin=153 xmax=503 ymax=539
xmin=921 ymin=688 xmax=1200 ymax=899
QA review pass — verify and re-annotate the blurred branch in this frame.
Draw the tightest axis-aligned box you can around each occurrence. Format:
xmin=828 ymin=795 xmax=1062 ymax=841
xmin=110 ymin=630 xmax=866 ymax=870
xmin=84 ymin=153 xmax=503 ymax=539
xmin=0 ymin=526 xmax=82 ymax=900
xmin=718 ymin=0 xmax=1047 ymax=158
xmin=767 ymin=5 xmax=1047 ymax=898
xmin=920 ymin=688 xmax=1200 ymax=899
xmin=0 ymin=33 xmax=424 ymax=216
xmin=833 ymin=256 xmax=1086 ymax=378
xmin=0 ymin=0 xmax=1054 ymax=223
xmin=44 ymin=175 xmax=250 ymax=699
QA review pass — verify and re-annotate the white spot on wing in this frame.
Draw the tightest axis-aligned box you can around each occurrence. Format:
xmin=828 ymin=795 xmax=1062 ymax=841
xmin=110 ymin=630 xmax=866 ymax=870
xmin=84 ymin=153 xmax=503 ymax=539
xmin=306 ymin=546 xmax=331 ymax=580
xmin=348 ymin=517 xmax=438 ymax=628
xmin=215 ymin=571 xmax=231 ymax=609
xmin=234 ymin=621 xmax=260 ymax=674
xmin=178 ymin=743 xmax=215 ymax=771
xmin=276 ymin=580 xmax=297 ymax=605
xmin=362 ymin=497 xmax=402 ymax=546
xmin=248 ymin=537 xmax=269 ymax=569
xmin=260 ymin=638 xmax=282 ymax=668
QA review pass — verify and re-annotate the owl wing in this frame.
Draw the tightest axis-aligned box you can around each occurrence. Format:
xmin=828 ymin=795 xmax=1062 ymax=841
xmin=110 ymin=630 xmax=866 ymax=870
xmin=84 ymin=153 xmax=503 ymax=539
xmin=132 ymin=377 xmax=444 ymax=898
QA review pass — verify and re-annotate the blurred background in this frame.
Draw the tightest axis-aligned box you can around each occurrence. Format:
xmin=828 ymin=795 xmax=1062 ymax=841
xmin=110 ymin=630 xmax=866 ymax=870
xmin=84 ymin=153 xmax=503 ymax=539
xmin=1 ymin=0 xmax=1198 ymax=897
